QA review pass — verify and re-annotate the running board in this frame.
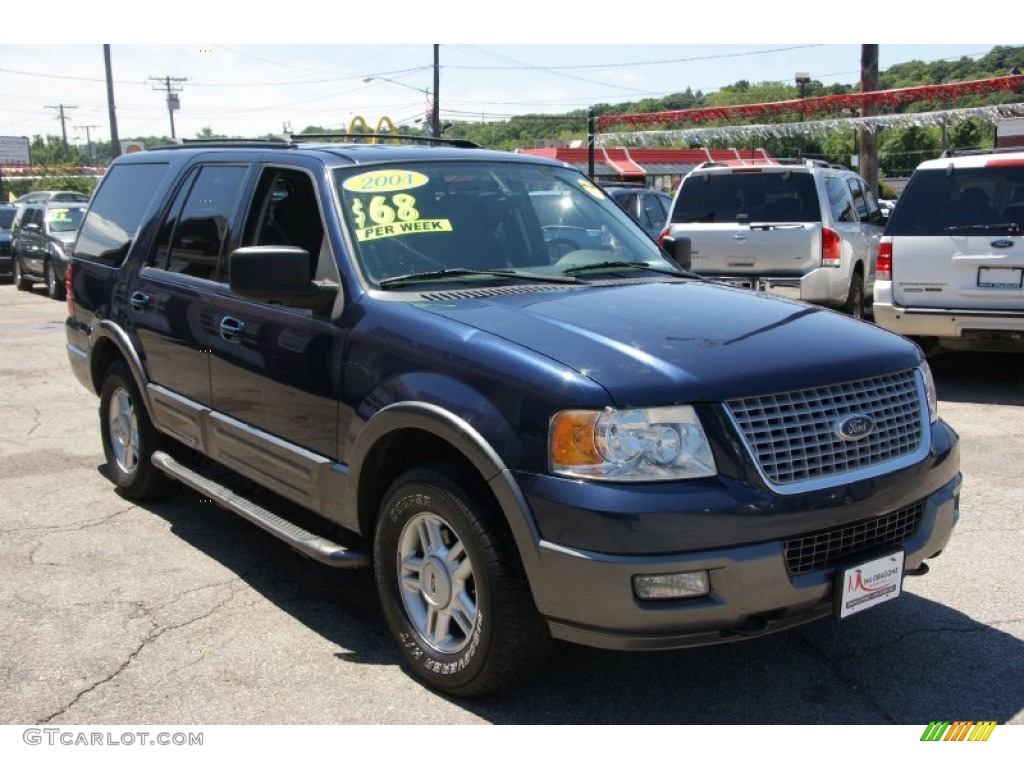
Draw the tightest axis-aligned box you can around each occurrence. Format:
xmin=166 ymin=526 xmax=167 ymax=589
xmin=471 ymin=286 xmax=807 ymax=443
xmin=151 ymin=451 xmax=370 ymax=569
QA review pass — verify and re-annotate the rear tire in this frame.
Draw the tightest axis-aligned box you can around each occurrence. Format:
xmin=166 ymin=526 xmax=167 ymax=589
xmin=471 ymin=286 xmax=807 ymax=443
xmin=374 ymin=464 xmax=551 ymax=697
xmin=45 ymin=260 xmax=65 ymax=301
xmin=99 ymin=360 xmax=176 ymax=501
xmin=842 ymin=272 xmax=865 ymax=319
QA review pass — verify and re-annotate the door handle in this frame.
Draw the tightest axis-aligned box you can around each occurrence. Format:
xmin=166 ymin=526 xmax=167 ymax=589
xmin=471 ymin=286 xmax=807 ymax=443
xmin=219 ymin=316 xmax=245 ymax=343
xmin=129 ymin=291 xmax=150 ymax=311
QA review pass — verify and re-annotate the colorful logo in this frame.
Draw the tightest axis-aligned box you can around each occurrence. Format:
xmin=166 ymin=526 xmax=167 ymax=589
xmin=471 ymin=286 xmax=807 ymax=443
xmin=920 ymin=721 xmax=997 ymax=741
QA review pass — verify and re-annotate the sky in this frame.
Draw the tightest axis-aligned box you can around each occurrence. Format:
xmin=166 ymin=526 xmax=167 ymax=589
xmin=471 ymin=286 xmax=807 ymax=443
xmin=0 ymin=3 xmax=1016 ymax=146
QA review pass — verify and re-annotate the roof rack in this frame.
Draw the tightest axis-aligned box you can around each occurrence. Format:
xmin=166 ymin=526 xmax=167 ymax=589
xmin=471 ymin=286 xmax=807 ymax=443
xmin=293 ymin=133 xmax=481 ymax=148
xmin=149 ymin=134 xmax=482 ymax=152
xmin=940 ymin=146 xmax=1023 ymax=158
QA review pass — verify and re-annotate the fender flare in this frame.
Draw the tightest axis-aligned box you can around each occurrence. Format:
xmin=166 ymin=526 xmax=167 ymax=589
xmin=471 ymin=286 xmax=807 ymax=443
xmin=347 ymin=401 xmax=544 ymax=573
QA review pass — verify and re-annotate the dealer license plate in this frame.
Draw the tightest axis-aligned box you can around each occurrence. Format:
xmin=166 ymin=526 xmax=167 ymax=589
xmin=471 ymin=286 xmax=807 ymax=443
xmin=977 ymin=266 xmax=1023 ymax=289
xmin=836 ymin=551 xmax=905 ymax=619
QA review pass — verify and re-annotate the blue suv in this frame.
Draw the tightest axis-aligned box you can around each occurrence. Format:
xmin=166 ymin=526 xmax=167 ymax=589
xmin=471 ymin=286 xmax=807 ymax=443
xmin=65 ymin=136 xmax=961 ymax=697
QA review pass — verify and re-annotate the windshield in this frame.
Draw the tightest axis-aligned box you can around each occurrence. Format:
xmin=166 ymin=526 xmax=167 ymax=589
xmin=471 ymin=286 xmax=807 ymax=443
xmin=887 ymin=165 xmax=1024 ymax=235
xmin=46 ymin=207 xmax=85 ymax=233
xmin=334 ymin=161 xmax=674 ymax=288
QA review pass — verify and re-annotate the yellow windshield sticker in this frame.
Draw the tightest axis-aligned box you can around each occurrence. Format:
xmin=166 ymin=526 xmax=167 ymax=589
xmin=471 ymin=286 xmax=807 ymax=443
xmin=355 ymin=218 xmax=452 ymax=242
xmin=343 ymin=170 xmax=430 ymax=194
xmin=351 ymin=193 xmax=423 ymax=229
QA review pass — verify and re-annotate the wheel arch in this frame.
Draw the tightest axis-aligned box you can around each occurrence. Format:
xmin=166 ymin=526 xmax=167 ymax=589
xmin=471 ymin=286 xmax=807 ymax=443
xmin=89 ymin=320 xmax=152 ymax=410
xmin=348 ymin=402 xmax=543 ymax=574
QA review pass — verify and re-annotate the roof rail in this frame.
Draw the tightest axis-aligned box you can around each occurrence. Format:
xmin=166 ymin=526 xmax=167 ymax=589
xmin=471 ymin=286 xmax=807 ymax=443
xmin=148 ymin=134 xmax=482 ymax=151
xmin=293 ymin=133 xmax=481 ymax=148
xmin=940 ymin=146 xmax=1022 ymax=158
xmin=151 ymin=138 xmax=293 ymax=151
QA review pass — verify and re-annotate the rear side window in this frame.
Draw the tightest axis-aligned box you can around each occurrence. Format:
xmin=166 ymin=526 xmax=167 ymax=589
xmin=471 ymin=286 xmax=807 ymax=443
xmin=889 ymin=164 xmax=1024 ymax=236
xmin=74 ymin=163 xmax=170 ymax=266
xmin=151 ymin=164 xmax=248 ymax=280
xmin=671 ymin=171 xmax=820 ymax=223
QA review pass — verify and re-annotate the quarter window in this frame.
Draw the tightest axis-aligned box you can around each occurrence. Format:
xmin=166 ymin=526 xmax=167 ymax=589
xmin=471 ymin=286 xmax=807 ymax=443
xmin=74 ymin=163 xmax=170 ymax=266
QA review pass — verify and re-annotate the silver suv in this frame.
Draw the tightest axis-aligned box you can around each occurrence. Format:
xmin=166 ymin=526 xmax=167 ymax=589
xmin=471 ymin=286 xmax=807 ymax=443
xmin=663 ymin=159 xmax=886 ymax=318
xmin=873 ymin=148 xmax=1024 ymax=353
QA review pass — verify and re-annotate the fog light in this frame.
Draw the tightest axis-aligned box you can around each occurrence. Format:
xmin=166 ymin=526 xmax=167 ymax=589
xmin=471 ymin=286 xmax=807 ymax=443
xmin=633 ymin=571 xmax=709 ymax=600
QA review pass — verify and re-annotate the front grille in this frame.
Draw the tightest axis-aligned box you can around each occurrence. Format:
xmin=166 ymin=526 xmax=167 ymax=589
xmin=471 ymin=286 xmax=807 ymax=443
xmin=726 ymin=370 xmax=923 ymax=486
xmin=784 ymin=501 xmax=925 ymax=574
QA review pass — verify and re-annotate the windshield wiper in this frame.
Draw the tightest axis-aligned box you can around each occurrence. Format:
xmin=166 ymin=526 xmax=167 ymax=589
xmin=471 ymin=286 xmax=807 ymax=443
xmin=560 ymin=260 xmax=686 ymax=277
xmin=378 ymin=267 xmax=579 ymax=289
xmin=944 ymin=222 xmax=1020 ymax=233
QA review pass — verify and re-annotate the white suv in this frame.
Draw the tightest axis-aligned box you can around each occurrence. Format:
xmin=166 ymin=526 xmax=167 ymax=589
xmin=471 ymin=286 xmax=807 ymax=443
xmin=873 ymin=149 xmax=1024 ymax=353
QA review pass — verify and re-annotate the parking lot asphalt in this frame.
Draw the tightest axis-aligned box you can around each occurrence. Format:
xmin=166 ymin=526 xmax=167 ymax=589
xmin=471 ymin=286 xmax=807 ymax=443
xmin=0 ymin=282 xmax=1021 ymax=726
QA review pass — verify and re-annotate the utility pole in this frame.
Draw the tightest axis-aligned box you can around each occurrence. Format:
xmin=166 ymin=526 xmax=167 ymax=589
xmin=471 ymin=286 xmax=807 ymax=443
xmin=78 ymin=125 xmax=100 ymax=164
xmin=149 ymin=75 xmax=187 ymax=140
xmin=432 ymin=44 xmax=440 ymax=139
xmin=105 ymin=45 xmax=121 ymax=158
xmin=45 ymin=104 xmax=78 ymax=146
xmin=860 ymin=44 xmax=880 ymax=196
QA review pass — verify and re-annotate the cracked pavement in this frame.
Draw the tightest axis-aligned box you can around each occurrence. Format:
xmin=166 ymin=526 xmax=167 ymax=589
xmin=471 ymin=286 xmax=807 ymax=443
xmin=0 ymin=282 xmax=1021 ymax=726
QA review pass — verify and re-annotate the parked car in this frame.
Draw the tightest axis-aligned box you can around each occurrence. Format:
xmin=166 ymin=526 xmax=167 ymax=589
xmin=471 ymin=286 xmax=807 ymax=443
xmin=12 ymin=190 xmax=90 ymax=204
xmin=601 ymin=184 xmax=673 ymax=240
xmin=65 ymin=137 xmax=959 ymax=697
xmin=878 ymin=198 xmax=897 ymax=220
xmin=873 ymin=148 xmax=1024 ymax=353
xmin=0 ymin=203 xmax=15 ymax=277
xmin=11 ymin=201 xmax=87 ymax=299
xmin=662 ymin=158 xmax=886 ymax=318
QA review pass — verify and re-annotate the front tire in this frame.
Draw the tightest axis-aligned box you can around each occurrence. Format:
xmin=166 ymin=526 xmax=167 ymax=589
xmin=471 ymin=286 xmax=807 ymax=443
xmin=374 ymin=465 xmax=551 ymax=697
xmin=99 ymin=361 xmax=176 ymax=500
xmin=13 ymin=256 xmax=30 ymax=291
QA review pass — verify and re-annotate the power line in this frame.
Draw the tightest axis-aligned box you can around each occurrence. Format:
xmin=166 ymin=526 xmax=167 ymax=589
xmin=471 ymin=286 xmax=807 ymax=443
xmin=149 ymin=76 xmax=187 ymax=139
xmin=44 ymin=103 xmax=77 ymax=145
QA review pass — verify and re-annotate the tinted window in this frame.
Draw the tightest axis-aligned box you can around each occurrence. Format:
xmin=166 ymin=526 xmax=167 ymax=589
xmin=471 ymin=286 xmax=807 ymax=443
xmin=0 ymin=208 xmax=14 ymax=229
xmin=152 ymin=164 xmax=248 ymax=280
xmin=672 ymin=171 xmax=820 ymax=223
xmin=846 ymin=177 xmax=868 ymax=220
xmin=825 ymin=176 xmax=856 ymax=222
xmin=75 ymin=163 xmax=170 ymax=266
xmin=888 ymin=165 xmax=1024 ymax=236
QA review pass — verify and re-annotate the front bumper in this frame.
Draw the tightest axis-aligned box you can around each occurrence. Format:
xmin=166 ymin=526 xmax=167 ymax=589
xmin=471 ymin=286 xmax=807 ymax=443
xmin=512 ymin=420 xmax=960 ymax=651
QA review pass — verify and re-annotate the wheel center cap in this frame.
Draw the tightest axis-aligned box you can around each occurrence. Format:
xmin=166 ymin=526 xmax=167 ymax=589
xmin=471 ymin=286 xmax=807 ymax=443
xmin=419 ymin=556 xmax=452 ymax=608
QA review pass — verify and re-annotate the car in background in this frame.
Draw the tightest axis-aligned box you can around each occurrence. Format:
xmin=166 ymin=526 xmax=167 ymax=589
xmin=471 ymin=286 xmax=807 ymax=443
xmin=0 ymin=203 xmax=16 ymax=277
xmin=601 ymin=184 xmax=673 ymax=240
xmin=11 ymin=201 xmax=87 ymax=299
xmin=878 ymin=198 xmax=897 ymax=220
xmin=12 ymin=190 xmax=90 ymax=205
xmin=663 ymin=159 xmax=886 ymax=319
xmin=873 ymin=148 xmax=1024 ymax=353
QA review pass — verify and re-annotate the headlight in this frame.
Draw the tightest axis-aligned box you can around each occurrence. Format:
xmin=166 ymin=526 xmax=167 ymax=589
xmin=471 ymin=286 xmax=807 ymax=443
xmin=918 ymin=361 xmax=938 ymax=423
xmin=550 ymin=405 xmax=716 ymax=481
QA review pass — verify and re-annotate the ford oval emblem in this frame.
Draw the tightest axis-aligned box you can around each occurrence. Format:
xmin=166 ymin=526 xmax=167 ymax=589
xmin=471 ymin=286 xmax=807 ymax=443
xmin=835 ymin=414 xmax=875 ymax=441
xmin=991 ymin=239 xmax=1015 ymax=249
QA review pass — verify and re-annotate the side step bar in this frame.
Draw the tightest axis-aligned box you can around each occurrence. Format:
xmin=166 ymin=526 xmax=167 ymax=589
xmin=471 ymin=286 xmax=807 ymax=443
xmin=151 ymin=451 xmax=370 ymax=569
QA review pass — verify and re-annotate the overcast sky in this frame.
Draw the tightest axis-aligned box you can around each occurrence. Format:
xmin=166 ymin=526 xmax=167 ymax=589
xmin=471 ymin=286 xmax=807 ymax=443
xmin=1 ymin=4 xmax=1013 ymax=143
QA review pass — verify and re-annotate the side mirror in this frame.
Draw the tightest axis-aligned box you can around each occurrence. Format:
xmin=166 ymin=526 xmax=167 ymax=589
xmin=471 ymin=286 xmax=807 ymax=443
xmin=229 ymin=246 xmax=336 ymax=310
xmin=660 ymin=235 xmax=692 ymax=272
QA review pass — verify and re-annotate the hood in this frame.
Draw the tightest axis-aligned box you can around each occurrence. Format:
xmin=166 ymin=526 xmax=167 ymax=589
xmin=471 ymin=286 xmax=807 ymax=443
xmin=413 ymin=280 xmax=921 ymax=404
